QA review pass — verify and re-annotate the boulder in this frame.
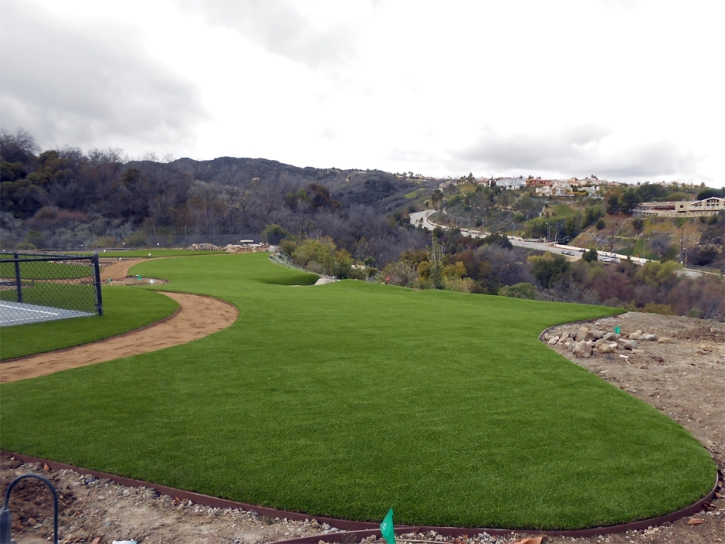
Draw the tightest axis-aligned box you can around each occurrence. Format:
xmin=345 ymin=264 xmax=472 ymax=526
xmin=575 ymin=327 xmax=590 ymax=342
xmin=642 ymin=333 xmax=658 ymax=341
xmin=572 ymin=341 xmax=592 ymax=358
xmin=548 ymin=336 xmax=559 ymax=345
xmin=597 ymin=343 xmax=614 ymax=354
xmin=629 ymin=330 xmax=642 ymax=340
xmin=590 ymin=329 xmax=605 ymax=339
xmin=624 ymin=340 xmax=638 ymax=350
xmin=603 ymin=332 xmax=616 ymax=341
xmin=658 ymin=337 xmax=674 ymax=344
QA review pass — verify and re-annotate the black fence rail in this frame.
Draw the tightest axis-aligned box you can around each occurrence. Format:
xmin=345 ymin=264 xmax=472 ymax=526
xmin=0 ymin=252 xmax=103 ymax=327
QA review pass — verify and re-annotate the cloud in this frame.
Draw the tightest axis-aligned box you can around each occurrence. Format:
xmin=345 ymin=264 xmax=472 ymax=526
xmin=453 ymin=125 xmax=698 ymax=180
xmin=178 ymin=0 xmax=358 ymax=71
xmin=0 ymin=0 xmax=205 ymax=151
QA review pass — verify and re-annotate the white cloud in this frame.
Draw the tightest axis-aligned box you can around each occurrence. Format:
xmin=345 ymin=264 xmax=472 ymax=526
xmin=0 ymin=0 xmax=206 ymax=152
xmin=453 ymin=126 xmax=698 ymax=179
xmin=177 ymin=0 xmax=359 ymax=71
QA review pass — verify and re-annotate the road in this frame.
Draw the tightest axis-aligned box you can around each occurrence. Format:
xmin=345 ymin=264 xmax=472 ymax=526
xmin=410 ymin=209 xmax=583 ymax=260
xmin=410 ymin=209 xmax=714 ymax=276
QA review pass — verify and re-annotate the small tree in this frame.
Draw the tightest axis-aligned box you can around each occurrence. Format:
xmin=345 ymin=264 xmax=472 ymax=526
xmin=499 ymin=282 xmax=537 ymax=299
xmin=582 ymin=248 xmax=598 ymax=262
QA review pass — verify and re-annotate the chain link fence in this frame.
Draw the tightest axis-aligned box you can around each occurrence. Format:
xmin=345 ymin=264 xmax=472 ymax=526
xmin=0 ymin=252 xmax=103 ymax=327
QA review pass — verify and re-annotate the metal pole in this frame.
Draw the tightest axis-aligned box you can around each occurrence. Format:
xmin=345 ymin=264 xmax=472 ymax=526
xmin=1 ymin=473 xmax=59 ymax=544
xmin=93 ymin=253 xmax=103 ymax=316
xmin=13 ymin=253 xmax=22 ymax=303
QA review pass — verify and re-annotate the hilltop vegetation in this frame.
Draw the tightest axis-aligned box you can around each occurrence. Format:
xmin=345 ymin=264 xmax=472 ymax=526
xmin=0 ymin=130 xmax=431 ymax=267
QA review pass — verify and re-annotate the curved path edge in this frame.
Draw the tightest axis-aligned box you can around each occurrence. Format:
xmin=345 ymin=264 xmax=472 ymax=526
xmin=2 ymin=452 xmax=718 ymax=541
xmin=0 ymin=291 xmax=238 ymax=383
xmin=0 ymin=304 xmax=183 ymax=365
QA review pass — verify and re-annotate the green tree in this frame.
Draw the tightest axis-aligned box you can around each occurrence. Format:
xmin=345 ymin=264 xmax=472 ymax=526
xmin=582 ymin=248 xmax=599 ymax=262
xmin=606 ymin=194 xmax=621 ymax=215
xmin=620 ymin=189 xmax=641 ymax=215
xmin=528 ymin=253 xmax=570 ymax=289
xmin=498 ymin=282 xmax=537 ymax=299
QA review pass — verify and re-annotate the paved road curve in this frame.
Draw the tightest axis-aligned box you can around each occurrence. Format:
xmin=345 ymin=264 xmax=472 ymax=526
xmin=410 ymin=209 xmax=714 ymax=277
xmin=410 ymin=209 xmax=583 ymax=261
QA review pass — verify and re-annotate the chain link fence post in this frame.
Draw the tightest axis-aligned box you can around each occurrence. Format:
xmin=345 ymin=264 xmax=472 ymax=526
xmin=13 ymin=252 xmax=22 ymax=303
xmin=93 ymin=252 xmax=103 ymax=316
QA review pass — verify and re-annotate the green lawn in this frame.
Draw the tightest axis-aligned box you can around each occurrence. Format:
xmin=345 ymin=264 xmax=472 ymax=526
xmin=0 ymin=254 xmax=715 ymax=529
xmin=0 ymin=287 xmax=178 ymax=360
xmin=0 ymin=259 xmax=92 ymax=280
xmin=86 ymin=249 xmax=227 ymax=258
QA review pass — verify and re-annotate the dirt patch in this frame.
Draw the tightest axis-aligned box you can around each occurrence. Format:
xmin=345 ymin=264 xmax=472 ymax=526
xmin=99 ymin=259 xmax=146 ymax=281
xmin=0 ymin=292 xmax=238 ymax=383
xmin=542 ymin=312 xmax=725 ymax=471
xmin=0 ymin=453 xmax=329 ymax=544
xmin=99 ymin=258 xmax=168 ymax=286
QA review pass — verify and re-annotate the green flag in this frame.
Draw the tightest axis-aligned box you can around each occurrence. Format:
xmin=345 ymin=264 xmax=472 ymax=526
xmin=380 ymin=508 xmax=395 ymax=544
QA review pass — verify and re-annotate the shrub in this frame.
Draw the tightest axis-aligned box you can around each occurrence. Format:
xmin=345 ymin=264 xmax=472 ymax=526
xmin=582 ymin=248 xmax=598 ymax=262
xmin=499 ymin=282 xmax=537 ymax=299
xmin=444 ymin=277 xmax=475 ymax=293
xmin=124 ymin=231 xmax=147 ymax=247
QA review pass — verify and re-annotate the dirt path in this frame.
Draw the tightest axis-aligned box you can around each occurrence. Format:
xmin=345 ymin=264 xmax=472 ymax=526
xmin=0 ymin=292 xmax=238 ymax=383
xmin=100 ymin=258 xmax=147 ymax=281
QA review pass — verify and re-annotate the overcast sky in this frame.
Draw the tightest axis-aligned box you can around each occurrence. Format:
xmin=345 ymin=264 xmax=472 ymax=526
xmin=1 ymin=0 xmax=721 ymax=185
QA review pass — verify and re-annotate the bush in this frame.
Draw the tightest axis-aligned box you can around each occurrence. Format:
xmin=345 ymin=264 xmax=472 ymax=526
xmin=379 ymin=261 xmax=418 ymax=287
xmin=528 ymin=252 xmax=570 ymax=289
xmin=582 ymin=248 xmax=598 ymax=262
xmin=499 ymin=282 xmax=537 ymax=299
xmin=124 ymin=231 xmax=147 ymax=247
xmin=444 ymin=277 xmax=475 ymax=293
xmin=596 ymin=218 xmax=606 ymax=230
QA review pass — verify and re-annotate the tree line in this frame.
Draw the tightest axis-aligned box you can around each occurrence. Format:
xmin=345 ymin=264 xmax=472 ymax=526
xmin=0 ymin=130 xmax=425 ymax=266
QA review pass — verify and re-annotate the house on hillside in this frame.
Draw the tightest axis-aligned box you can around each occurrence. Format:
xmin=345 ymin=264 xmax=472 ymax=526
xmin=496 ymin=177 xmax=526 ymax=190
xmin=635 ymin=197 xmax=725 ymax=216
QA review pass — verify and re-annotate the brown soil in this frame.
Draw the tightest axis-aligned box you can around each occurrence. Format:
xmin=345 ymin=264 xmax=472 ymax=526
xmin=99 ymin=258 xmax=146 ymax=281
xmin=2 ymin=309 xmax=723 ymax=543
xmin=0 ymin=292 xmax=238 ymax=383
xmin=100 ymin=258 xmax=168 ymax=285
xmin=0 ymin=454 xmax=328 ymax=544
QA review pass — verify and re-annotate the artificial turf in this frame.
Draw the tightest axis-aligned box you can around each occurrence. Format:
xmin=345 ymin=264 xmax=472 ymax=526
xmin=0 ymin=253 xmax=715 ymax=529
xmin=0 ymin=287 xmax=178 ymax=360
xmin=0 ymin=259 xmax=91 ymax=280
xmin=82 ymin=249 xmax=227 ymax=258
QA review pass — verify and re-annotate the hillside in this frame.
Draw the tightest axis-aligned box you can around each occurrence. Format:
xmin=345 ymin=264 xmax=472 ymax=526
xmin=572 ymin=213 xmax=724 ymax=271
xmin=166 ymin=156 xmax=438 ymax=213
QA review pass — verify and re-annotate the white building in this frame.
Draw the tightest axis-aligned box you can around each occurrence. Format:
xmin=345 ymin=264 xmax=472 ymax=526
xmin=635 ymin=197 xmax=725 ymax=216
xmin=495 ymin=177 xmax=527 ymax=190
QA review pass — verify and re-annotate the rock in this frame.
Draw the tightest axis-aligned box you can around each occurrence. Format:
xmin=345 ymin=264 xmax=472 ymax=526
xmin=629 ymin=330 xmax=643 ymax=340
xmin=573 ymin=341 xmax=592 ymax=358
xmin=624 ymin=340 xmax=638 ymax=350
xmin=548 ymin=336 xmax=559 ymax=345
xmin=590 ymin=329 xmax=605 ymax=339
xmin=642 ymin=333 xmax=658 ymax=341
xmin=558 ymin=332 xmax=570 ymax=344
xmin=544 ymin=333 xmax=552 ymax=341
xmin=576 ymin=327 xmax=589 ymax=342
xmin=658 ymin=337 xmax=674 ymax=344
xmin=603 ymin=332 xmax=616 ymax=341
xmin=597 ymin=343 xmax=614 ymax=354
